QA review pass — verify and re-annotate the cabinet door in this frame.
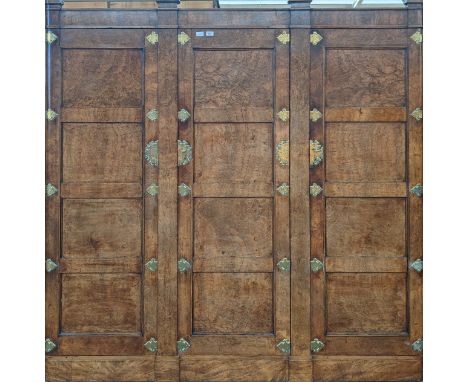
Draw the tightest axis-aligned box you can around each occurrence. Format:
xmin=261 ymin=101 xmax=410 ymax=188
xmin=309 ymin=29 xmax=422 ymax=381
xmin=177 ymin=29 xmax=290 ymax=381
xmin=46 ymin=28 xmax=160 ymax=363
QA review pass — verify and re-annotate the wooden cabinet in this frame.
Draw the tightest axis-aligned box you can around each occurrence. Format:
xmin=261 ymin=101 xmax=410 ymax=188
xmin=46 ymin=3 xmax=422 ymax=381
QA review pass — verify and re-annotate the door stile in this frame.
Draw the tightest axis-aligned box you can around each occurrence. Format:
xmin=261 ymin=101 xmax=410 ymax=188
xmin=274 ymin=28 xmax=291 ymax=343
xmin=177 ymin=28 xmax=194 ymax=346
xmin=143 ymin=29 xmax=159 ymax=347
xmin=407 ymin=27 xmax=423 ymax=345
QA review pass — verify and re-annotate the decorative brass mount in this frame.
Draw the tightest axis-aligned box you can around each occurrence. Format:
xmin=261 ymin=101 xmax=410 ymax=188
xmin=310 ymin=140 xmax=324 ymax=168
xmin=410 ymin=30 xmax=423 ymax=44
xmin=46 ymin=31 xmax=58 ymax=44
xmin=277 ymin=31 xmax=290 ymax=44
xmin=276 ymin=183 xmax=290 ymax=196
xmin=144 ymin=338 xmax=158 ymax=352
xmin=178 ymin=183 xmax=191 ymax=197
xmin=46 ymin=183 xmax=58 ymax=197
xmin=410 ymin=107 xmax=423 ymax=121
xmin=178 ymin=140 xmax=192 ymax=166
xmin=146 ymin=109 xmax=159 ymax=121
xmin=310 ymin=31 xmax=323 ymax=46
xmin=409 ymin=259 xmax=423 ymax=273
xmin=45 ymin=338 xmax=57 ymax=353
xmin=178 ymin=258 xmax=192 ymax=272
xmin=276 ymin=339 xmax=291 ymax=353
xmin=412 ymin=338 xmax=423 ymax=352
xmin=277 ymin=258 xmax=291 ymax=272
xmin=146 ymin=32 xmax=159 ymax=45
xmin=310 ymin=338 xmax=325 ymax=353
xmin=410 ymin=184 xmax=423 ymax=197
xmin=310 ymin=258 xmax=324 ymax=273
xmin=46 ymin=109 xmax=58 ymax=121
xmin=146 ymin=183 xmax=159 ymax=197
xmin=275 ymin=140 xmax=289 ymax=166
xmin=178 ymin=108 xmax=191 ymax=122
xmin=145 ymin=141 xmax=159 ymax=167
xmin=178 ymin=32 xmax=190 ymax=45
xmin=310 ymin=183 xmax=323 ymax=197
xmin=46 ymin=259 xmax=58 ymax=273
xmin=310 ymin=108 xmax=323 ymax=122
xmin=177 ymin=338 xmax=191 ymax=353
xmin=145 ymin=258 xmax=158 ymax=272
xmin=277 ymin=108 xmax=290 ymax=122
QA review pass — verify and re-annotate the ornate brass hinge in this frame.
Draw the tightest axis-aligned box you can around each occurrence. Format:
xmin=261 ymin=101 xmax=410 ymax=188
xmin=310 ymin=31 xmax=323 ymax=46
xmin=410 ymin=184 xmax=423 ymax=197
xmin=146 ymin=109 xmax=159 ymax=121
xmin=178 ymin=140 xmax=192 ymax=166
xmin=310 ymin=140 xmax=324 ymax=168
xmin=410 ymin=107 xmax=423 ymax=121
xmin=276 ymin=339 xmax=291 ymax=353
xmin=310 ymin=258 xmax=324 ymax=273
xmin=412 ymin=338 xmax=423 ymax=352
xmin=144 ymin=337 xmax=158 ymax=352
xmin=276 ymin=183 xmax=290 ymax=196
xmin=145 ymin=141 xmax=159 ymax=167
xmin=310 ymin=183 xmax=323 ymax=197
xmin=46 ymin=109 xmax=58 ymax=121
xmin=145 ymin=258 xmax=158 ymax=272
xmin=178 ymin=108 xmax=191 ymax=122
xmin=45 ymin=338 xmax=57 ymax=353
xmin=277 ymin=31 xmax=290 ymax=44
xmin=46 ymin=31 xmax=58 ymax=45
xmin=310 ymin=338 xmax=325 ymax=353
xmin=178 ymin=183 xmax=191 ymax=197
xmin=310 ymin=108 xmax=323 ymax=122
xmin=146 ymin=183 xmax=159 ymax=197
xmin=178 ymin=258 xmax=192 ymax=272
xmin=277 ymin=108 xmax=289 ymax=122
xmin=409 ymin=259 xmax=423 ymax=273
xmin=410 ymin=30 xmax=423 ymax=44
xmin=46 ymin=183 xmax=58 ymax=197
xmin=46 ymin=259 xmax=58 ymax=273
xmin=146 ymin=31 xmax=159 ymax=45
xmin=277 ymin=258 xmax=291 ymax=272
xmin=178 ymin=32 xmax=190 ymax=45
xmin=275 ymin=140 xmax=289 ymax=166
xmin=177 ymin=338 xmax=191 ymax=353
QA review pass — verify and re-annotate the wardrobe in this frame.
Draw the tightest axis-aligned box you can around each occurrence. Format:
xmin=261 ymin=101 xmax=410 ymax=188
xmin=45 ymin=1 xmax=423 ymax=380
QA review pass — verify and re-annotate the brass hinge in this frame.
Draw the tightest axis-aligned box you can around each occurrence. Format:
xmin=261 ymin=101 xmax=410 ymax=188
xmin=45 ymin=338 xmax=57 ymax=353
xmin=178 ymin=108 xmax=191 ymax=122
xmin=310 ymin=258 xmax=324 ymax=273
xmin=46 ymin=109 xmax=58 ymax=121
xmin=46 ymin=259 xmax=58 ymax=273
xmin=310 ymin=31 xmax=323 ymax=46
xmin=310 ymin=140 xmax=324 ymax=168
xmin=310 ymin=108 xmax=323 ymax=122
xmin=146 ymin=183 xmax=159 ymax=197
xmin=276 ymin=339 xmax=291 ymax=353
xmin=409 ymin=259 xmax=423 ymax=273
xmin=277 ymin=258 xmax=291 ymax=272
xmin=178 ymin=140 xmax=192 ymax=166
xmin=275 ymin=140 xmax=289 ymax=166
xmin=177 ymin=338 xmax=191 ymax=353
xmin=146 ymin=32 xmax=159 ymax=45
xmin=178 ymin=32 xmax=190 ymax=45
xmin=178 ymin=183 xmax=192 ymax=197
xmin=410 ymin=30 xmax=423 ymax=44
xmin=310 ymin=183 xmax=323 ymax=197
xmin=46 ymin=31 xmax=58 ymax=45
xmin=310 ymin=338 xmax=325 ymax=353
xmin=178 ymin=258 xmax=192 ymax=272
xmin=145 ymin=258 xmax=158 ymax=272
xmin=276 ymin=183 xmax=290 ymax=196
xmin=412 ymin=338 xmax=423 ymax=352
xmin=277 ymin=108 xmax=290 ymax=122
xmin=410 ymin=107 xmax=423 ymax=121
xmin=146 ymin=109 xmax=159 ymax=121
xmin=145 ymin=141 xmax=159 ymax=167
xmin=46 ymin=183 xmax=58 ymax=197
xmin=144 ymin=337 xmax=158 ymax=352
xmin=276 ymin=31 xmax=290 ymax=44
xmin=410 ymin=184 xmax=423 ymax=197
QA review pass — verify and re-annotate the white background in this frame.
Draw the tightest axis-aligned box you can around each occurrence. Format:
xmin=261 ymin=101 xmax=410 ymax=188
xmin=0 ymin=0 xmax=466 ymax=380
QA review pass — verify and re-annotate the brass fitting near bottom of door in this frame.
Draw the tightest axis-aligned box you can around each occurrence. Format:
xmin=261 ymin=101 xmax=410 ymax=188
xmin=45 ymin=338 xmax=57 ymax=353
xmin=412 ymin=338 xmax=423 ymax=352
xmin=276 ymin=339 xmax=291 ymax=354
xmin=177 ymin=338 xmax=191 ymax=353
xmin=144 ymin=337 xmax=158 ymax=352
xmin=310 ymin=338 xmax=325 ymax=353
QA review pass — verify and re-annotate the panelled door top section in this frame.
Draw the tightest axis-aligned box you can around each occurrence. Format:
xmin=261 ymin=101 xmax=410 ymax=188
xmin=46 ymin=1 xmax=422 ymax=382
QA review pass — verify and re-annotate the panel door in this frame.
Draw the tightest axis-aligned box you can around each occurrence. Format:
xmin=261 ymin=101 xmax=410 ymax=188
xmin=308 ymin=28 xmax=422 ymax=379
xmin=176 ymin=29 xmax=290 ymax=379
xmin=46 ymin=28 xmax=160 ymax=358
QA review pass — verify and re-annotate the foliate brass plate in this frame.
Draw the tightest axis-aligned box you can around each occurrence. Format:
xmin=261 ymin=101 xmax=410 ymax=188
xmin=146 ymin=183 xmax=159 ymax=197
xmin=310 ymin=140 xmax=324 ymax=168
xmin=310 ymin=31 xmax=323 ymax=46
xmin=310 ymin=258 xmax=324 ymax=273
xmin=410 ymin=107 xmax=423 ymax=121
xmin=410 ymin=184 xmax=423 ymax=197
xmin=276 ymin=183 xmax=290 ymax=196
xmin=412 ymin=338 xmax=423 ymax=352
xmin=309 ymin=183 xmax=323 ymax=197
xmin=46 ymin=109 xmax=58 ymax=121
xmin=146 ymin=109 xmax=159 ymax=121
xmin=46 ymin=183 xmax=58 ymax=197
xmin=178 ymin=32 xmax=190 ymax=45
xmin=275 ymin=140 xmax=289 ymax=166
xmin=177 ymin=338 xmax=191 ymax=353
xmin=276 ymin=339 xmax=291 ymax=354
xmin=178 ymin=140 xmax=192 ymax=166
xmin=277 ymin=258 xmax=291 ymax=272
xmin=311 ymin=338 xmax=325 ymax=353
xmin=409 ymin=259 xmax=423 ymax=273
xmin=277 ymin=108 xmax=290 ymax=122
xmin=178 ymin=258 xmax=192 ymax=272
xmin=45 ymin=338 xmax=57 ymax=353
xmin=178 ymin=183 xmax=191 ymax=197
xmin=46 ymin=259 xmax=58 ymax=273
xmin=144 ymin=338 xmax=158 ymax=352
xmin=410 ymin=30 xmax=423 ymax=44
xmin=277 ymin=31 xmax=290 ymax=44
xmin=145 ymin=141 xmax=159 ymax=167
xmin=178 ymin=108 xmax=191 ymax=122
xmin=145 ymin=258 xmax=158 ymax=272
xmin=146 ymin=31 xmax=159 ymax=45
xmin=46 ymin=31 xmax=58 ymax=44
xmin=310 ymin=108 xmax=323 ymax=122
